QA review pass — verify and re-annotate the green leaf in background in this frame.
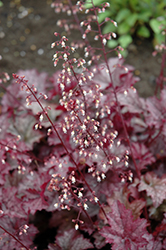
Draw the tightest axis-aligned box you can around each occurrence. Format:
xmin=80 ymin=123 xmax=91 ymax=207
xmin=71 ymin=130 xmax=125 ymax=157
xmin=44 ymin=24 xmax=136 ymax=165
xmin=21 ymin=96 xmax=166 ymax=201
xmin=137 ymin=25 xmax=150 ymax=37
xmin=107 ymin=39 xmax=118 ymax=48
xmin=116 ymin=8 xmax=131 ymax=23
xmin=84 ymin=0 xmax=103 ymax=9
xmin=118 ymin=22 xmax=131 ymax=35
xmin=0 ymin=1 xmax=3 ymax=7
xmin=103 ymin=22 xmax=116 ymax=34
xmin=98 ymin=10 xmax=111 ymax=23
xmin=150 ymin=19 xmax=161 ymax=34
xmin=84 ymin=0 xmax=166 ymax=49
xmin=154 ymin=33 xmax=165 ymax=45
xmin=120 ymin=49 xmax=128 ymax=57
xmin=157 ymin=1 xmax=166 ymax=16
xmin=138 ymin=11 xmax=151 ymax=22
xmin=129 ymin=0 xmax=139 ymax=11
xmin=126 ymin=13 xmax=138 ymax=27
xmin=118 ymin=34 xmax=133 ymax=48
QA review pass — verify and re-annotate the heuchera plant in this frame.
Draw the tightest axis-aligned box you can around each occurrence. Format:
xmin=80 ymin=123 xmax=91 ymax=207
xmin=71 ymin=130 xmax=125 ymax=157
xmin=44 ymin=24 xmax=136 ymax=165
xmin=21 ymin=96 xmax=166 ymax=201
xmin=0 ymin=1 xmax=166 ymax=249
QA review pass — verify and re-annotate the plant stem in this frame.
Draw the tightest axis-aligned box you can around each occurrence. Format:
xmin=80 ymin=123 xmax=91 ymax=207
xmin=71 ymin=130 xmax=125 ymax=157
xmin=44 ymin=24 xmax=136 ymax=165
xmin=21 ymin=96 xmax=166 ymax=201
xmin=92 ymin=4 xmax=141 ymax=179
xmin=0 ymin=225 xmax=29 ymax=250
xmin=155 ymin=52 xmax=166 ymax=95
xmin=13 ymin=74 xmax=109 ymax=224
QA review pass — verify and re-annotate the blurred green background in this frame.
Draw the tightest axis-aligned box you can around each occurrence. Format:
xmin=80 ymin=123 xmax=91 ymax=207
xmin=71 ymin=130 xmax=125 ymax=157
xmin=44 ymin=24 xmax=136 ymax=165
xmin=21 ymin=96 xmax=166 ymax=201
xmin=85 ymin=0 xmax=166 ymax=54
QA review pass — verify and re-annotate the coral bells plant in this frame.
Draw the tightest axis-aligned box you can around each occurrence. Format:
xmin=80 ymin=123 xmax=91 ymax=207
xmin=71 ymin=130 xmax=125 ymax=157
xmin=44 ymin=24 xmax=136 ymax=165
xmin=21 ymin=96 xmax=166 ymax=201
xmin=1 ymin=0 xmax=166 ymax=249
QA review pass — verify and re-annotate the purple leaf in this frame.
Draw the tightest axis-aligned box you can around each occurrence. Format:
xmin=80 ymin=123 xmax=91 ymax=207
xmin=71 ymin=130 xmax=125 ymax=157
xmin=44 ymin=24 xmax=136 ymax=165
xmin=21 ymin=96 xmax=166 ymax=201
xmin=139 ymin=172 xmax=166 ymax=208
xmin=100 ymin=200 xmax=149 ymax=250
xmin=56 ymin=228 xmax=93 ymax=250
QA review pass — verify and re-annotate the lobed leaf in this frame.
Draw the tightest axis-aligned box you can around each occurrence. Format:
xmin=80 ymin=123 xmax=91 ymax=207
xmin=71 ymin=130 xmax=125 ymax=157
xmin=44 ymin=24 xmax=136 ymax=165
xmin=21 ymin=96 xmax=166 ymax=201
xmin=100 ymin=200 xmax=149 ymax=250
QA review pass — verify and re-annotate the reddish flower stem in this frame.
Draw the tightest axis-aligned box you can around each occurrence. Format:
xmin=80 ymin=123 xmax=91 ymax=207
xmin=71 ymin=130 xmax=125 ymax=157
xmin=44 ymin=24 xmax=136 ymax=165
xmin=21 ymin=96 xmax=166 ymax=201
xmin=92 ymin=5 xmax=141 ymax=179
xmin=13 ymin=74 xmax=109 ymax=224
xmin=73 ymin=110 xmax=110 ymax=161
xmin=155 ymin=52 xmax=166 ymax=95
xmin=68 ymin=0 xmax=99 ymax=66
xmin=0 ymin=225 xmax=29 ymax=250
xmin=69 ymin=185 xmax=94 ymax=226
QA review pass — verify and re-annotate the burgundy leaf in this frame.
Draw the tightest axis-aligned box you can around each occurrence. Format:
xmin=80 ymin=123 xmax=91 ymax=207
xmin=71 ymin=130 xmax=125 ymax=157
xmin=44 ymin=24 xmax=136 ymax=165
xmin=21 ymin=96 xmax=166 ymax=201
xmin=117 ymin=88 xmax=146 ymax=114
xmin=56 ymin=228 xmax=93 ymax=250
xmin=0 ymin=187 xmax=26 ymax=218
xmin=100 ymin=200 xmax=149 ymax=250
xmin=90 ymin=57 xmax=139 ymax=90
xmin=139 ymin=172 xmax=166 ymax=208
xmin=131 ymin=142 xmax=155 ymax=171
xmin=145 ymin=87 xmax=166 ymax=130
xmin=0 ymin=215 xmax=37 ymax=250
xmin=2 ymin=69 xmax=48 ymax=112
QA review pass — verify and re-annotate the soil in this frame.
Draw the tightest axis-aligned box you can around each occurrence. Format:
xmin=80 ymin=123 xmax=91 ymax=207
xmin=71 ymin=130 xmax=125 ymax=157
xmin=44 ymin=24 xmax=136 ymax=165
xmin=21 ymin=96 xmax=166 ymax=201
xmin=0 ymin=0 xmax=163 ymax=98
